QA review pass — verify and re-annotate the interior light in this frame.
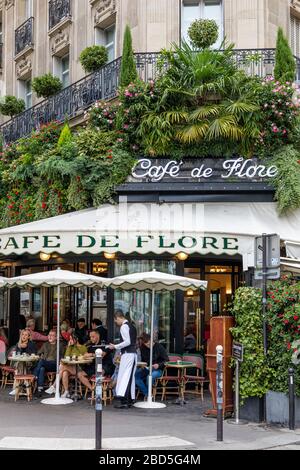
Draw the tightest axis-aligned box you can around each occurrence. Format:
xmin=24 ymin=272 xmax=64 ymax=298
xmin=176 ymin=252 xmax=189 ymax=261
xmin=40 ymin=252 xmax=51 ymax=262
xmin=104 ymin=252 xmax=116 ymax=260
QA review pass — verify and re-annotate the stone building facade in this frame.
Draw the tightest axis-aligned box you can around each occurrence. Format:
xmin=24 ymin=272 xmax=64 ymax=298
xmin=0 ymin=0 xmax=297 ymax=112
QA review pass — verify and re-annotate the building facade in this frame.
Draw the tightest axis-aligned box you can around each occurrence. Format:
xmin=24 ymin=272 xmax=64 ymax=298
xmin=0 ymin=0 xmax=297 ymax=114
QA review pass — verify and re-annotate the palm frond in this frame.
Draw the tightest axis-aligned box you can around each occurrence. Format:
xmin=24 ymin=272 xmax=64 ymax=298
xmin=177 ymin=123 xmax=209 ymax=143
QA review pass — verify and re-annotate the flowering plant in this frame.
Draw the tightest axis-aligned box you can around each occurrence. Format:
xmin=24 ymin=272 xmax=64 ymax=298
xmin=85 ymin=101 xmax=118 ymax=131
xmin=255 ymin=77 xmax=300 ymax=155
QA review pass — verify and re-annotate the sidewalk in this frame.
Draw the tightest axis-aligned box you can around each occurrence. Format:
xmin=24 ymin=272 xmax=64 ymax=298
xmin=0 ymin=389 xmax=299 ymax=450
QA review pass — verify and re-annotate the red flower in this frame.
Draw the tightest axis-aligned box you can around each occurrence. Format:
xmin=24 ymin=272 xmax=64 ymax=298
xmin=42 ymin=202 xmax=47 ymax=210
xmin=284 ymin=320 xmax=289 ymax=325
xmin=287 ymin=343 xmax=291 ymax=350
xmin=294 ymin=316 xmax=299 ymax=321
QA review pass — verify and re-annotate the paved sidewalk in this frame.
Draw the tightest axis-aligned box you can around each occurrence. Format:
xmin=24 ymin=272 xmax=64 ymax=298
xmin=0 ymin=389 xmax=299 ymax=450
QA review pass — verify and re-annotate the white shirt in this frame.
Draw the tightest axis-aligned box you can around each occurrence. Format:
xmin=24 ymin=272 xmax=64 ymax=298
xmin=114 ymin=322 xmax=131 ymax=351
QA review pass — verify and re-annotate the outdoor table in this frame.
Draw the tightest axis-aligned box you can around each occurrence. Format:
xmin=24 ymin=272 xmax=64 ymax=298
xmin=61 ymin=358 xmax=93 ymax=401
xmin=8 ymin=355 xmax=40 ymax=375
xmin=165 ymin=361 xmax=196 ymax=406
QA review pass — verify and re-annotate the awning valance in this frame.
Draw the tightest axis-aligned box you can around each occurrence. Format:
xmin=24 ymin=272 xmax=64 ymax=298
xmin=0 ymin=202 xmax=299 ymax=261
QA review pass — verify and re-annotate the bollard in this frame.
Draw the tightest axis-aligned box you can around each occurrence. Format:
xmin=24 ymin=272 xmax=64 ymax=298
xmin=95 ymin=348 xmax=103 ymax=450
xmin=289 ymin=368 xmax=295 ymax=431
xmin=216 ymin=345 xmax=223 ymax=442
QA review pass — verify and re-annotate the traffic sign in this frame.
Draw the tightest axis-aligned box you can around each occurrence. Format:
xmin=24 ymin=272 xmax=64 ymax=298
xmin=232 ymin=342 xmax=244 ymax=362
xmin=254 ymin=268 xmax=281 ymax=280
xmin=255 ymin=234 xmax=280 ymax=269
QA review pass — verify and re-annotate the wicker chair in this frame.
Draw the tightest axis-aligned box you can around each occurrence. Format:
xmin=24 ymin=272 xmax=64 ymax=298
xmin=0 ymin=365 xmax=15 ymax=389
xmin=85 ymin=376 xmax=113 ymax=406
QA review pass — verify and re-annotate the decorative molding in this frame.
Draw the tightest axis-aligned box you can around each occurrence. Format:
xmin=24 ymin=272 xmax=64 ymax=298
xmin=5 ymin=0 xmax=14 ymax=10
xmin=291 ymin=0 xmax=300 ymax=19
xmin=16 ymin=54 xmax=32 ymax=79
xmin=51 ymin=27 xmax=70 ymax=55
xmin=93 ymin=0 xmax=116 ymax=27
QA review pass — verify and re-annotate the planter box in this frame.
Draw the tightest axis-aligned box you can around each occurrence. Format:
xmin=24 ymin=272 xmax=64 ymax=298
xmin=266 ymin=391 xmax=300 ymax=427
xmin=239 ymin=397 xmax=264 ymax=423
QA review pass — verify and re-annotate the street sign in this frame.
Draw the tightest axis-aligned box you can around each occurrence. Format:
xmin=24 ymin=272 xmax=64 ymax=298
xmin=254 ymin=268 xmax=281 ymax=280
xmin=255 ymin=234 xmax=280 ymax=269
xmin=232 ymin=342 xmax=244 ymax=362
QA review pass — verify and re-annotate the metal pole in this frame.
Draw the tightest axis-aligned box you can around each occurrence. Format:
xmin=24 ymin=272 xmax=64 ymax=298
xmin=289 ymin=368 xmax=295 ymax=431
xmin=95 ymin=348 xmax=103 ymax=450
xmin=235 ymin=359 xmax=239 ymax=424
xmin=147 ymin=288 xmax=155 ymax=405
xmin=54 ymin=284 xmax=61 ymax=401
xmin=262 ymin=233 xmax=268 ymax=356
xmin=216 ymin=345 xmax=223 ymax=442
xmin=262 ymin=233 xmax=268 ymax=423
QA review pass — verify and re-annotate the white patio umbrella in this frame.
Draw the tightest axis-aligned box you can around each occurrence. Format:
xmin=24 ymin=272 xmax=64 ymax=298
xmin=105 ymin=269 xmax=207 ymax=409
xmin=5 ymin=268 xmax=107 ymax=405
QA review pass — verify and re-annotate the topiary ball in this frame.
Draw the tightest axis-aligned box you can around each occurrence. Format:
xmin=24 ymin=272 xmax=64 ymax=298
xmin=188 ymin=19 xmax=219 ymax=50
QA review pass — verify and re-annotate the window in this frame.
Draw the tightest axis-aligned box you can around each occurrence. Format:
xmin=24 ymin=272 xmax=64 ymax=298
xmin=61 ymin=54 xmax=70 ymax=88
xmin=53 ymin=53 xmax=70 ymax=88
xmin=291 ymin=15 xmax=300 ymax=58
xmin=182 ymin=0 xmax=223 ymax=48
xmin=95 ymin=24 xmax=116 ymax=62
xmin=18 ymin=79 xmax=32 ymax=109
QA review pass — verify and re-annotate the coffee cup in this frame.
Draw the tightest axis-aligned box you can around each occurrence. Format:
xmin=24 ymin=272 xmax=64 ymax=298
xmin=65 ymin=356 xmax=70 ymax=361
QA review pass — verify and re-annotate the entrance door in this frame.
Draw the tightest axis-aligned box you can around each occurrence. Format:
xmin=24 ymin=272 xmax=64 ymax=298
xmin=184 ymin=262 xmax=242 ymax=355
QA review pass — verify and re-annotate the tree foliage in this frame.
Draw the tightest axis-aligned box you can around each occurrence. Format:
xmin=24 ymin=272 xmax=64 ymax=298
xmin=119 ymin=25 xmax=138 ymax=87
xmin=79 ymin=46 xmax=108 ymax=73
xmin=274 ymin=27 xmax=296 ymax=83
xmin=0 ymin=96 xmax=25 ymax=117
xmin=32 ymin=74 xmax=63 ymax=98
xmin=188 ymin=19 xmax=219 ymax=49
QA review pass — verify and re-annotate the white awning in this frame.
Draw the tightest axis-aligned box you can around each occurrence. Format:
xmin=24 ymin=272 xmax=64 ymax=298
xmin=285 ymin=241 xmax=300 ymax=259
xmin=0 ymin=202 xmax=299 ymax=262
xmin=281 ymin=257 xmax=300 ymax=274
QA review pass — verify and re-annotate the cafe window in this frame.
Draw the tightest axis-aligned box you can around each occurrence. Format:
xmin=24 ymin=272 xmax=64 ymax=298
xmin=113 ymin=260 xmax=176 ymax=352
xmin=182 ymin=0 xmax=223 ymax=48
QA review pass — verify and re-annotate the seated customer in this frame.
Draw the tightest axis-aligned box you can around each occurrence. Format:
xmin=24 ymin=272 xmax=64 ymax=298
xmin=33 ymin=330 xmax=65 ymax=396
xmin=9 ymin=330 xmax=37 ymax=396
xmin=15 ymin=329 xmax=37 ymax=355
xmin=91 ymin=318 xmax=107 ymax=343
xmin=26 ymin=319 xmax=48 ymax=342
xmin=135 ymin=333 xmax=169 ymax=398
xmin=77 ymin=330 xmax=115 ymax=391
xmin=48 ymin=333 xmax=89 ymax=398
xmin=75 ymin=318 xmax=89 ymax=345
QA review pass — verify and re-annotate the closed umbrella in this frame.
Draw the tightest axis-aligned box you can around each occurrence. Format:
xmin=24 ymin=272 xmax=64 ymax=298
xmin=5 ymin=268 xmax=107 ymax=405
xmin=105 ymin=269 xmax=207 ymax=409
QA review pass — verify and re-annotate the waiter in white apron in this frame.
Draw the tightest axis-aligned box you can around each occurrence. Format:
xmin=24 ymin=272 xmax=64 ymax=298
xmin=108 ymin=310 xmax=137 ymax=409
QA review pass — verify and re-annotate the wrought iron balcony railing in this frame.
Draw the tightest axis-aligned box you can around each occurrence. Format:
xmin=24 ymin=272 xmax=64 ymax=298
xmin=2 ymin=49 xmax=300 ymax=144
xmin=15 ymin=17 xmax=34 ymax=56
xmin=49 ymin=0 xmax=71 ymax=30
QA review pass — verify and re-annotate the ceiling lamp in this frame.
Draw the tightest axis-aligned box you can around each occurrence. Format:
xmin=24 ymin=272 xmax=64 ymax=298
xmin=104 ymin=252 xmax=116 ymax=260
xmin=176 ymin=252 xmax=189 ymax=261
xmin=186 ymin=289 xmax=194 ymax=297
xmin=40 ymin=252 xmax=51 ymax=262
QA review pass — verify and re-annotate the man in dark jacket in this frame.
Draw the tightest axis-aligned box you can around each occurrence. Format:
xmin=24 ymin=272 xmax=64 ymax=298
xmin=135 ymin=333 xmax=169 ymax=398
xmin=75 ymin=318 xmax=89 ymax=345
xmin=91 ymin=318 xmax=108 ymax=343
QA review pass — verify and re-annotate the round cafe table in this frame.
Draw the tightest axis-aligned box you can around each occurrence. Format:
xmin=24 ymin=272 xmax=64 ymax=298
xmin=165 ymin=361 xmax=196 ymax=406
xmin=8 ymin=355 xmax=40 ymax=375
xmin=61 ymin=358 xmax=93 ymax=401
xmin=137 ymin=362 xmax=148 ymax=368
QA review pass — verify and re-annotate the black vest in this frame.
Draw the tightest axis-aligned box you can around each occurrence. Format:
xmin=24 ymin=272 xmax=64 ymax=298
xmin=121 ymin=321 xmax=137 ymax=354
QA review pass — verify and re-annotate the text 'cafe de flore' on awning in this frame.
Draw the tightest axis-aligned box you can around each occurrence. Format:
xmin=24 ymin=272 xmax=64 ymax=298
xmin=0 ymin=156 xmax=299 ymax=353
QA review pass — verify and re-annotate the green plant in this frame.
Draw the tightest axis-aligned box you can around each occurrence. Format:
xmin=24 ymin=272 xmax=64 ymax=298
xmin=274 ymin=27 xmax=296 ymax=83
xmin=32 ymin=74 xmax=63 ymax=98
xmin=79 ymin=46 xmax=108 ymax=74
xmin=57 ymin=123 xmax=73 ymax=148
xmin=139 ymin=43 xmax=260 ymax=155
xmin=266 ymin=277 xmax=300 ymax=396
xmin=230 ymin=287 xmax=272 ymax=402
xmin=272 ymin=145 xmax=300 ymax=215
xmin=188 ymin=19 xmax=219 ymax=50
xmin=119 ymin=25 xmax=138 ymax=87
xmin=0 ymin=96 xmax=25 ymax=117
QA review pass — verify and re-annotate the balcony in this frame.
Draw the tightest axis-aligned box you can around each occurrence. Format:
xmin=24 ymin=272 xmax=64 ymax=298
xmin=15 ymin=17 xmax=34 ymax=56
xmin=2 ymin=49 xmax=300 ymax=144
xmin=49 ymin=0 xmax=71 ymax=30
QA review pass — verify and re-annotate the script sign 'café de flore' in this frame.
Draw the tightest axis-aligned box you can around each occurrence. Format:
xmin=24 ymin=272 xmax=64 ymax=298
xmin=0 ymin=156 xmax=299 ymax=352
